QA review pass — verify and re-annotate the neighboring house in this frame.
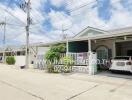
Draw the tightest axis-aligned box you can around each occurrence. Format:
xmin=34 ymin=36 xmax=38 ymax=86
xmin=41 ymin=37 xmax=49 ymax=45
xmin=0 ymin=43 xmax=50 ymax=66
xmin=0 ymin=42 xmax=63 ymax=68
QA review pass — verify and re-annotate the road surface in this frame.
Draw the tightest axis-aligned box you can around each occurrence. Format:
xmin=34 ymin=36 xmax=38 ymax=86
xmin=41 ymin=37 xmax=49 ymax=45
xmin=0 ymin=64 xmax=132 ymax=100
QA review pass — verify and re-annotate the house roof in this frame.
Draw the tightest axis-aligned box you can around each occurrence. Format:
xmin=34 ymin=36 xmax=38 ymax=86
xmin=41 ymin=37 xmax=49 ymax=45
xmin=68 ymin=26 xmax=132 ymax=42
xmin=108 ymin=26 xmax=132 ymax=34
xmin=74 ymin=26 xmax=109 ymax=38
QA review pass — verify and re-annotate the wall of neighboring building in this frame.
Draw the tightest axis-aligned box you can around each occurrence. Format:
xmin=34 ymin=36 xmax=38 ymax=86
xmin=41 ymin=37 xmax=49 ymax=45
xmin=15 ymin=56 xmax=25 ymax=66
xmin=33 ymin=46 xmax=50 ymax=69
xmin=37 ymin=46 xmax=50 ymax=55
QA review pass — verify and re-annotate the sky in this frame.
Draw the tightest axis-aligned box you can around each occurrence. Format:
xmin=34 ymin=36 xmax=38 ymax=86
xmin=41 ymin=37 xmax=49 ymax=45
xmin=0 ymin=0 xmax=132 ymax=46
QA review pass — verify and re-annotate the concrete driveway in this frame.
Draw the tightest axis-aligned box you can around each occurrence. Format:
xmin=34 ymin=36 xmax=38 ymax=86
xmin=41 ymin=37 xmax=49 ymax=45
xmin=0 ymin=64 xmax=132 ymax=100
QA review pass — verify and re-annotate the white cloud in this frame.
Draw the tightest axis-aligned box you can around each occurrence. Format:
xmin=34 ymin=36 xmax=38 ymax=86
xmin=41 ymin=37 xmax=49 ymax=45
xmin=9 ymin=31 xmax=51 ymax=44
xmin=66 ymin=0 xmax=132 ymax=33
xmin=0 ymin=0 xmax=49 ymax=45
xmin=50 ymin=0 xmax=65 ymax=7
xmin=48 ymin=10 xmax=72 ymax=30
xmin=106 ymin=1 xmax=132 ymax=29
xmin=1 ymin=0 xmax=132 ymax=46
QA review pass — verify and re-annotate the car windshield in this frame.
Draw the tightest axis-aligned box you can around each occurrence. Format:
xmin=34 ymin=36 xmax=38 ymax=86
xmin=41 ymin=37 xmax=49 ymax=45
xmin=114 ymin=57 xmax=130 ymax=60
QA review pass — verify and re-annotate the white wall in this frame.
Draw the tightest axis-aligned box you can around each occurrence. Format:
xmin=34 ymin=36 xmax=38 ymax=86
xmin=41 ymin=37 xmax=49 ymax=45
xmin=15 ymin=56 xmax=26 ymax=66
xmin=37 ymin=47 xmax=50 ymax=55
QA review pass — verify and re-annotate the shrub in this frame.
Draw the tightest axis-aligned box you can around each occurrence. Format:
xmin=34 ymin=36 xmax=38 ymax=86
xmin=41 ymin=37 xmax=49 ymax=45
xmin=45 ymin=44 xmax=66 ymax=73
xmin=46 ymin=64 xmax=54 ymax=73
xmin=62 ymin=56 xmax=74 ymax=73
xmin=45 ymin=44 xmax=66 ymax=64
xmin=6 ymin=56 xmax=16 ymax=65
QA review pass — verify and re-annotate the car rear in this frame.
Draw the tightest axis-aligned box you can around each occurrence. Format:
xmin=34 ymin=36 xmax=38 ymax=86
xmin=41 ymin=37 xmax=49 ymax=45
xmin=109 ymin=56 xmax=132 ymax=72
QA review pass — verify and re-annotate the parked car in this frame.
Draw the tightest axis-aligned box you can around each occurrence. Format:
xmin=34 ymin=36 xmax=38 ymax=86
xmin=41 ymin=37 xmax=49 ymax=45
xmin=109 ymin=56 xmax=132 ymax=73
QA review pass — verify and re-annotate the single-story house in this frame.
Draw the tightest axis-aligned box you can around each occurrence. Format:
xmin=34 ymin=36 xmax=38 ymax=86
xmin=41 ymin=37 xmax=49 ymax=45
xmin=67 ymin=26 xmax=132 ymax=61
xmin=0 ymin=43 xmax=49 ymax=66
xmin=34 ymin=26 xmax=132 ymax=72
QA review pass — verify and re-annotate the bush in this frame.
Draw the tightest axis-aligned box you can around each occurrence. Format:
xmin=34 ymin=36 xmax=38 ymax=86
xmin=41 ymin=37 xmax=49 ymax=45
xmin=6 ymin=56 xmax=16 ymax=65
xmin=62 ymin=56 xmax=74 ymax=73
xmin=45 ymin=44 xmax=66 ymax=64
xmin=47 ymin=64 xmax=54 ymax=73
xmin=45 ymin=44 xmax=66 ymax=73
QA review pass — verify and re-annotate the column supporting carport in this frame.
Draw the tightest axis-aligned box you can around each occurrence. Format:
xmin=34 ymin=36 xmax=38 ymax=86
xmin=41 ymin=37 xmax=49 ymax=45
xmin=88 ymin=39 xmax=92 ymax=52
xmin=66 ymin=38 xmax=69 ymax=56
xmin=88 ymin=39 xmax=97 ymax=75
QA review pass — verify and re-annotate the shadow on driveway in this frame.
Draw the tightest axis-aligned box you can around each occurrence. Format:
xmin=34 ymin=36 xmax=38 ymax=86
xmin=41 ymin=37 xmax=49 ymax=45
xmin=98 ymin=70 xmax=132 ymax=80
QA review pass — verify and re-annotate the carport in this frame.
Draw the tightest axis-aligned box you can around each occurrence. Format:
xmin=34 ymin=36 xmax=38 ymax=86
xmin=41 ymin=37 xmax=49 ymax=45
xmin=116 ymin=41 xmax=132 ymax=56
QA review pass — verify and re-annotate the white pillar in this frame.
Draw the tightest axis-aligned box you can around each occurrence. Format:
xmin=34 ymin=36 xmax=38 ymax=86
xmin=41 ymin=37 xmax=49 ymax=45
xmin=88 ymin=39 xmax=97 ymax=75
xmin=66 ymin=39 xmax=69 ymax=56
xmin=113 ymin=40 xmax=116 ymax=58
xmin=88 ymin=39 xmax=91 ymax=52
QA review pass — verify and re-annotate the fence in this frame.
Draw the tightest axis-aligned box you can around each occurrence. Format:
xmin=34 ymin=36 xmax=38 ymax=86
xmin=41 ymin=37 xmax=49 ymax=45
xmin=33 ymin=55 xmax=47 ymax=70
xmin=34 ymin=52 xmax=89 ymax=69
xmin=59 ymin=52 xmax=89 ymax=65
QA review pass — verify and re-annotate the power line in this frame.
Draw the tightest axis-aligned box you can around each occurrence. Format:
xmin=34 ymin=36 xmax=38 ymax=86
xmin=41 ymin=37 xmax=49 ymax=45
xmin=25 ymin=1 xmax=97 ymax=26
xmin=68 ymin=0 xmax=97 ymax=13
xmin=30 ymin=12 xmax=42 ymax=24
xmin=6 ymin=31 xmax=25 ymax=40
xmin=6 ymin=23 xmax=25 ymax=27
xmin=0 ymin=6 xmax=26 ymax=25
xmin=29 ymin=26 xmax=54 ymax=39
xmin=15 ymin=0 xmax=45 ymax=25
xmin=68 ymin=0 xmax=122 ymax=31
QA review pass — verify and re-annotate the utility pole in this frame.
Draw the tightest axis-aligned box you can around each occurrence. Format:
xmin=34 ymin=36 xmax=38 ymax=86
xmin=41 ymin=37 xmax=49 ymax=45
xmin=61 ymin=25 xmax=69 ymax=56
xmin=3 ymin=18 xmax=6 ymax=63
xmin=26 ymin=0 xmax=31 ymax=68
xmin=20 ymin=0 xmax=31 ymax=68
xmin=0 ymin=18 xmax=6 ymax=63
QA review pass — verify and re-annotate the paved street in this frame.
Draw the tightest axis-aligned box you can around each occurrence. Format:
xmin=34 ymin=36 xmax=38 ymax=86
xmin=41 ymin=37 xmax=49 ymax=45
xmin=0 ymin=64 xmax=132 ymax=100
